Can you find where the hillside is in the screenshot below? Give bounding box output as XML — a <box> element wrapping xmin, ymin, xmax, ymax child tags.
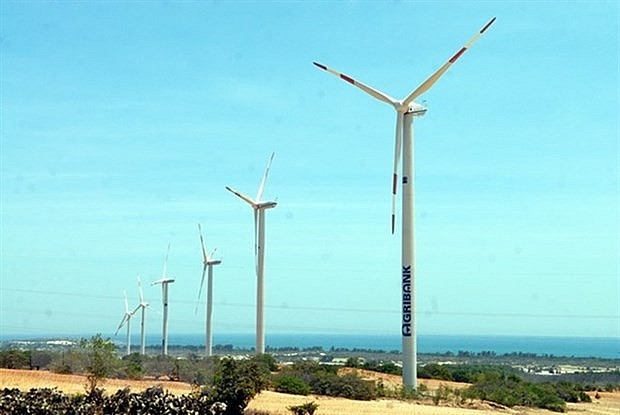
<box><xmin>1</xmin><ymin>368</ymin><xmax>619</xmax><ymax>415</ymax></box>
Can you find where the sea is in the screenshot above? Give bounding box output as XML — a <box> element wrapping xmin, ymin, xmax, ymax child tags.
<box><xmin>94</xmin><ymin>334</ymin><xmax>620</xmax><ymax>359</ymax></box>
<box><xmin>2</xmin><ymin>333</ymin><xmax>618</xmax><ymax>359</ymax></box>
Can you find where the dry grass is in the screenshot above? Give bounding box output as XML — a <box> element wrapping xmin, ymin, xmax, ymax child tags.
<box><xmin>0</xmin><ymin>368</ymin><xmax>193</xmax><ymax>395</ymax></box>
<box><xmin>248</xmin><ymin>390</ymin><xmax>620</xmax><ymax>415</ymax></box>
<box><xmin>338</xmin><ymin>367</ymin><xmax>470</xmax><ymax>391</ymax></box>
<box><xmin>247</xmin><ymin>390</ymin><xmax>511</xmax><ymax>415</ymax></box>
<box><xmin>1</xmin><ymin>368</ymin><xmax>619</xmax><ymax>415</ymax></box>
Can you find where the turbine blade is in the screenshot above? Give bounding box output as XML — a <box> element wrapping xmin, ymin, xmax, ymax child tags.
<box><xmin>131</xmin><ymin>304</ymin><xmax>141</xmax><ymax>315</ymax></box>
<box><xmin>313</xmin><ymin>62</ymin><xmax>399</xmax><ymax>106</ymax></box>
<box><xmin>198</xmin><ymin>223</ymin><xmax>208</xmax><ymax>262</ymax></box>
<box><xmin>162</xmin><ymin>242</ymin><xmax>171</xmax><ymax>279</ymax></box>
<box><xmin>115</xmin><ymin>315</ymin><xmax>128</xmax><ymax>336</ymax></box>
<box><xmin>137</xmin><ymin>275</ymin><xmax>145</xmax><ymax>304</ymax></box>
<box><xmin>256</xmin><ymin>152</ymin><xmax>275</xmax><ymax>202</ymax></box>
<box><xmin>226</xmin><ymin>186</ymin><xmax>257</xmax><ymax>207</ymax></box>
<box><xmin>123</xmin><ymin>290</ymin><xmax>129</xmax><ymax>313</ymax></box>
<box><xmin>197</xmin><ymin>265</ymin><xmax>207</xmax><ymax>301</ymax></box>
<box><xmin>403</xmin><ymin>17</ymin><xmax>496</xmax><ymax>105</ymax></box>
<box><xmin>392</xmin><ymin>112</ymin><xmax>404</xmax><ymax>234</ymax></box>
<box><xmin>253</xmin><ymin>209</ymin><xmax>259</xmax><ymax>274</ymax></box>
<box><xmin>195</xmin><ymin>264</ymin><xmax>208</xmax><ymax>315</ymax></box>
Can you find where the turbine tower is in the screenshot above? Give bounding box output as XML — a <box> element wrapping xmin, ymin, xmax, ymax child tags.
<box><xmin>196</xmin><ymin>223</ymin><xmax>222</xmax><ymax>357</ymax></box>
<box><xmin>114</xmin><ymin>290</ymin><xmax>139</xmax><ymax>356</ymax></box>
<box><xmin>152</xmin><ymin>242</ymin><xmax>175</xmax><ymax>356</ymax></box>
<box><xmin>226</xmin><ymin>153</ymin><xmax>277</xmax><ymax>354</ymax></box>
<box><xmin>136</xmin><ymin>275</ymin><xmax>149</xmax><ymax>355</ymax></box>
<box><xmin>314</xmin><ymin>17</ymin><xmax>495</xmax><ymax>387</ymax></box>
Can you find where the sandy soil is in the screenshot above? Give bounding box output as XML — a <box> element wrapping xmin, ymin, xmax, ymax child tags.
<box><xmin>0</xmin><ymin>368</ymin><xmax>193</xmax><ymax>395</ymax></box>
<box><xmin>1</xmin><ymin>368</ymin><xmax>618</xmax><ymax>415</ymax></box>
<box><xmin>247</xmin><ymin>390</ymin><xmax>620</xmax><ymax>415</ymax></box>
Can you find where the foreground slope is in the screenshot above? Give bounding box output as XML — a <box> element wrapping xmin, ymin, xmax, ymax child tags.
<box><xmin>1</xmin><ymin>368</ymin><xmax>618</xmax><ymax>415</ymax></box>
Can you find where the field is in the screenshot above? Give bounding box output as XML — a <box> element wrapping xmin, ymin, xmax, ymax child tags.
<box><xmin>1</xmin><ymin>368</ymin><xmax>619</xmax><ymax>415</ymax></box>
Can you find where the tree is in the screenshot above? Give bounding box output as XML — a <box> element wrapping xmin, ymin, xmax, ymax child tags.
<box><xmin>0</xmin><ymin>349</ymin><xmax>31</xmax><ymax>369</ymax></box>
<box><xmin>211</xmin><ymin>357</ymin><xmax>269</xmax><ymax>415</ymax></box>
<box><xmin>79</xmin><ymin>334</ymin><xmax>117</xmax><ymax>394</ymax></box>
<box><xmin>274</xmin><ymin>374</ymin><xmax>311</xmax><ymax>395</ymax></box>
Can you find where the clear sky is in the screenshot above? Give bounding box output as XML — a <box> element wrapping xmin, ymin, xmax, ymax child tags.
<box><xmin>1</xmin><ymin>1</ymin><xmax>618</xmax><ymax>342</ymax></box>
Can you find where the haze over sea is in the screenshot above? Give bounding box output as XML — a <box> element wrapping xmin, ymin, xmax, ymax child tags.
<box><xmin>3</xmin><ymin>334</ymin><xmax>618</xmax><ymax>359</ymax></box>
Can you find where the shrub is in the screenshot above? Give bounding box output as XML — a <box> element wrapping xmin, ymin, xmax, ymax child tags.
<box><xmin>0</xmin><ymin>349</ymin><xmax>31</xmax><ymax>369</ymax></box>
<box><xmin>466</xmin><ymin>371</ymin><xmax>568</xmax><ymax>412</ymax></box>
<box><xmin>418</xmin><ymin>363</ymin><xmax>452</xmax><ymax>381</ymax></box>
<box><xmin>274</xmin><ymin>374</ymin><xmax>311</xmax><ymax>395</ymax></box>
<box><xmin>288</xmin><ymin>401</ymin><xmax>319</xmax><ymax>415</ymax></box>
<box><xmin>79</xmin><ymin>334</ymin><xmax>117</xmax><ymax>394</ymax></box>
<box><xmin>211</xmin><ymin>357</ymin><xmax>268</xmax><ymax>415</ymax></box>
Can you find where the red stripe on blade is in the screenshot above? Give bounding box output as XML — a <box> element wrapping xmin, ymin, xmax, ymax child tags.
<box><xmin>340</xmin><ymin>74</ymin><xmax>356</xmax><ymax>85</ymax></box>
<box><xmin>391</xmin><ymin>215</ymin><xmax>396</xmax><ymax>234</ymax></box>
<box><xmin>392</xmin><ymin>174</ymin><xmax>398</xmax><ymax>194</ymax></box>
<box><xmin>313</xmin><ymin>62</ymin><xmax>327</xmax><ymax>70</ymax></box>
<box><xmin>449</xmin><ymin>47</ymin><xmax>467</xmax><ymax>63</ymax></box>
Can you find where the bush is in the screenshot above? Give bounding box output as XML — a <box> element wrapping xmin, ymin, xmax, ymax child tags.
<box><xmin>361</xmin><ymin>360</ymin><xmax>402</xmax><ymax>375</ymax></box>
<box><xmin>277</xmin><ymin>361</ymin><xmax>376</xmax><ymax>400</ymax></box>
<box><xmin>79</xmin><ymin>334</ymin><xmax>117</xmax><ymax>394</ymax></box>
<box><xmin>418</xmin><ymin>363</ymin><xmax>453</xmax><ymax>381</ymax></box>
<box><xmin>210</xmin><ymin>357</ymin><xmax>269</xmax><ymax>415</ymax></box>
<box><xmin>288</xmin><ymin>401</ymin><xmax>319</xmax><ymax>415</ymax></box>
<box><xmin>274</xmin><ymin>374</ymin><xmax>311</xmax><ymax>395</ymax></box>
<box><xmin>0</xmin><ymin>349</ymin><xmax>31</xmax><ymax>369</ymax></box>
<box><xmin>466</xmin><ymin>371</ymin><xmax>568</xmax><ymax>412</ymax></box>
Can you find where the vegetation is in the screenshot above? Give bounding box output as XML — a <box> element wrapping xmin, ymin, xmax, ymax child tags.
<box><xmin>79</xmin><ymin>334</ymin><xmax>117</xmax><ymax>394</ymax></box>
<box><xmin>0</xmin><ymin>339</ymin><xmax>618</xmax><ymax>414</ymax></box>
<box><xmin>418</xmin><ymin>365</ymin><xmax>593</xmax><ymax>413</ymax></box>
<box><xmin>287</xmin><ymin>401</ymin><xmax>319</xmax><ymax>415</ymax></box>
<box><xmin>0</xmin><ymin>386</ymin><xmax>228</xmax><ymax>415</ymax></box>
<box><xmin>208</xmin><ymin>357</ymin><xmax>270</xmax><ymax>415</ymax></box>
<box><xmin>345</xmin><ymin>356</ymin><xmax>402</xmax><ymax>375</ymax></box>
<box><xmin>277</xmin><ymin>361</ymin><xmax>377</xmax><ymax>400</ymax></box>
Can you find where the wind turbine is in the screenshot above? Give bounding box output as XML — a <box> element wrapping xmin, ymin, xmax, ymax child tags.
<box><xmin>114</xmin><ymin>290</ymin><xmax>139</xmax><ymax>356</ymax></box>
<box><xmin>136</xmin><ymin>275</ymin><xmax>149</xmax><ymax>355</ymax></box>
<box><xmin>314</xmin><ymin>17</ymin><xmax>495</xmax><ymax>388</ymax></box>
<box><xmin>226</xmin><ymin>153</ymin><xmax>277</xmax><ymax>354</ymax></box>
<box><xmin>196</xmin><ymin>223</ymin><xmax>222</xmax><ymax>357</ymax></box>
<box><xmin>152</xmin><ymin>242</ymin><xmax>175</xmax><ymax>356</ymax></box>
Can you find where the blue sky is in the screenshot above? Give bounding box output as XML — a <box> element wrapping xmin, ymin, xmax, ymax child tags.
<box><xmin>1</xmin><ymin>1</ymin><xmax>618</xmax><ymax>343</ymax></box>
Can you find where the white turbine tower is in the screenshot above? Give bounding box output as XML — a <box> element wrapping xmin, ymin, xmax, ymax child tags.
<box><xmin>136</xmin><ymin>275</ymin><xmax>149</xmax><ymax>355</ymax></box>
<box><xmin>152</xmin><ymin>242</ymin><xmax>175</xmax><ymax>356</ymax></box>
<box><xmin>226</xmin><ymin>153</ymin><xmax>277</xmax><ymax>354</ymax></box>
<box><xmin>114</xmin><ymin>290</ymin><xmax>139</xmax><ymax>356</ymax></box>
<box><xmin>196</xmin><ymin>223</ymin><xmax>222</xmax><ymax>357</ymax></box>
<box><xmin>314</xmin><ymin>17</ymin><xmax>496</xmax><ymax>388</ymax></box>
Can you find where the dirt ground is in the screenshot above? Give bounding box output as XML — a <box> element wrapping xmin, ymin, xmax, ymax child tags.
<box><xmin>0</xmin><ymin>368</ymin><xmax>193</xmax><ymax>395</ymax></box>
<box><xmin>1</xmin><ymin>368</ymin><xmax>618</xmax><ymax>415</ymax></box>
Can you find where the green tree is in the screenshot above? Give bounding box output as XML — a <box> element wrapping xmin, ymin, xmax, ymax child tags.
<box><xmin>0</xmin><ymin>349</ymin><xmax>31</xmax><ymax>369</ymax></box>
<box><xmin>122</xmin><ymin>352</ymin><xmax>143</xmax><ymax>379</ymax></box>
<box><xmin>274</xmin><ymin>374</ymin><xmax>312</xmax><ymax>395</ymax></box>
<box><xmin>79</xmin><ymin>334</ymin><xmax>117</xmax><ymax>394</ymax></box>
<box><xmin>211</xmin><ymin>357</ymin><xmax>269</xmax><ymax>415</ymax></box>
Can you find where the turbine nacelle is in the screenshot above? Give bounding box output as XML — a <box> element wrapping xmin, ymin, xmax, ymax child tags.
<box><xmin>256</xmin><ymin>201</ymin><xmax>277</xmax><ymax>210</ymax></box>
<box><xmin>152</xmin><ymin>278</ymin><xmax>175</xmax><ymax>286</ymax></box>
<box><xmin>400</xmin><ymin>102</ymin><xmax>427</xmax><ymax>116</ymax></box>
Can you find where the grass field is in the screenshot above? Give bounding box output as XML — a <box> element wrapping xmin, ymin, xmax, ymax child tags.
<box><xmin>1</xmin><ymin>368</ymin><xmax>618</xmax><ymax>415</ymax></box>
